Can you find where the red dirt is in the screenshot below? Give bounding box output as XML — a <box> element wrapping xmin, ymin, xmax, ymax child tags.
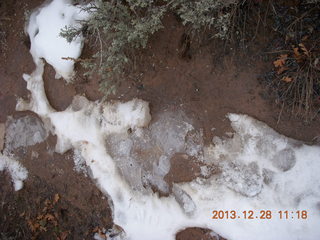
<box><xmin>0</xmin><ymin>1</ymin><xmax>319</xmax><ymax>240</ymax></box>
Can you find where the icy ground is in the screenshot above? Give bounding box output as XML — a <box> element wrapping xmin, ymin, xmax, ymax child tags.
<box><xmin>3</xmin><ymin>0</ymin><xmax>320</xmax><ymax>239</ymax></box>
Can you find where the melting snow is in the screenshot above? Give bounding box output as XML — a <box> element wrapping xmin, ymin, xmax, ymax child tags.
<box><xmin>15</xmin><ymin>0</ymin><xmax>320</xmax><ymax>239</ymax></box>
<box><xmin>0</xmin><ymin>153</ymin><xmax>28</xmax><ymax>191</ymax></box>
<box><xmin>26</xmin><ymin>0</ymin><xmax>89</xmax><ymax>81</ymax></box>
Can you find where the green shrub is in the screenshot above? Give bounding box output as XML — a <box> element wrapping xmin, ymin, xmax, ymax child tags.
<box><xmin>170</xmin><ymin>0</ymin><xmax>236</xmax><ymax>39</ymax></box>
<box><xmin>61</xmin><ymin>0</ymin><xmax>237</xmax><ymax>97</ymax></box>
<box><xmin>61</xmin><ymin>0</ymin><xmax>166</xmax><ymax>96</ymax></box>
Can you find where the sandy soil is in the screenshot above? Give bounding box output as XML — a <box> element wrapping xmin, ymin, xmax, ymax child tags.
<box><xmin>0</xmin><ymin>1</ymin><xmax>319</xmax><ymax>240</ymax></box>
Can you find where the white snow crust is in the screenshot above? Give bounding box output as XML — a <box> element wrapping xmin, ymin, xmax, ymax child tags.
<box><xmin>26</xmin><ymin>0</ymin><xmax>89</xmax><ymax>81</ymax></box>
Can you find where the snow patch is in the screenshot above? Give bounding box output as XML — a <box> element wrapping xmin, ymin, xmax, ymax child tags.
<box><xmin>0</xmin><ymin>153</ymin><xmax>28</xmax><ymax>191</ymax></box>
<box><xmin>26</xmin><ymin>0</ymin><xmax>89</xmax><ymax>81</ymax></box>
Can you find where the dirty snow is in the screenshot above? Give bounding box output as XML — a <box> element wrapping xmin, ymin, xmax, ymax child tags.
<box><xmin>15</xmin><ymin>0</ymin><xmax>320</xmax><ymax>239</ymax></box>
<box><xmin>0</xmin><ymin>153</ymin><xmax>28</xmax><ymax>191</ymax></box>
<box><xmin>5</xmin><ymin>115</ymin><xmax>48</xmax><ymax>151</ymax></box>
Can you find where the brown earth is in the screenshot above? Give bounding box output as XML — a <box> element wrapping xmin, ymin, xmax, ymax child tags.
<box><xmin>0</xmin><ymin>1</ymin><xmax>319</xmax><ymax>240</ymax></box>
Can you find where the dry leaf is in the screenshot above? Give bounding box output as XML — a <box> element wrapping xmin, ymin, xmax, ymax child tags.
<box><xmin>39</xmin><ymin>225</ymin><xmax>47</xmax><ymax>232</ymax></box>
<box><xmin>59</xmin><ymin>231</ymin><xmax>69</xmax><ymax>240</ymax></box>
<box><xmin>273</xmin><ymin>54</ymin><xmax>288</xmax><ymax>68</ymax></box>
<box><xmin>277</xmin><ymin>66</ymin><xmax>289</xmax><ymax>74</ymax></box>
<box><xmin>28</xmin><ymin>220</ymin><xmax>40</xmax><ymax>232</ymax></box>
<box><xmin>293</xmin><ymin>46</ymin><xmax>303</xmax><ymax>62</ymax></box>
<box><xmin>282</xmin><ymin>76</ymin><xmax>293</xmax><ymax>83</ymax></box>
<box><xmin>45</xmin><ymin>213</ymin><xmax>55</xmax><ymax>221</ymax></box>
<box><xmin>44</xmin><ymin>199</ymin><xmax>51</xmax><ymax>207</ymax></box>
<box><xmin>98</xmin><ymin>229</ymin><xmax>107</xmax><ymax>239</ymax></box>
<box><xmin>299</xmin><ymin>43</ymin><xmax>309</xmax><ymax>56</ymax></box>
<box><xmin>293</xmin><ymin>47</ymin><xmax>300</xmax><ymax>57</ymax></box>
<box><xmin>53</xmin><ymin>194</ymin><xmax>60</xmax><ymax>204</ymax></box>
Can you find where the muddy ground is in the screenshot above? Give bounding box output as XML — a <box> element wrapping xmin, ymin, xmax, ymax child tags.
<box><xmin>0</xmin><ymin>0</ymin><xmax>319</xmax><ymax>240</ymax></box>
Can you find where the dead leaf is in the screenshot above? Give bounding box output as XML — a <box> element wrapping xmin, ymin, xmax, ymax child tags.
<box><xmin>39</xmin><ymin>219</ymin><xmax>47</xmax><ymax>227</ymax></box>
<box><xmin>293</xmin><ymin>47</ymin><xmax>300</xmax><ymax>57</ymax></box>
<box><xmin>277</xmin><ymin>66</ymin><xmax>289</xmax><ymax>74</ymax></box>
<box><xmin>28</xmin><ymin>220</ymin><xmax>40</xmax><ymax>232</ymax></box>
<box><xmin>19</xmin><ymin>211</ymin><xmax>25</xmax><ymax>217</ymax></box>
<box><xmin>39</xmin><ymin>225</ymin><xmax>47</xmax><ymax>232</ymax></box>
<box><xmin>44</xmin><ymin>199</ymin><xmax>51</xmax><ymax>207</ymax></box>
<box><xmin>273</xmin><ymin>54</ymin><xmax>288</xmax><ymax>68</ymax></box>
<box><xmin>299</xmin><ymin>43</ymin><xmax>309</xmax><ymax>56</ymax></box>
<box><xmin>98</xmin><ymin>229</ymin><xmax>107</xmax><ymax>239</ymax></box>
<box><xmin>45</xmin><ymin>213</ymin><xmax>55</xmax><ymax>221</ymax></box>
<box><xmin>53</xmin><ymin>194</ymin><xmax>60</xmax><ymax>204</ymax></box>
<box><xmin>59</xmin><ymin>231</ymin><xmax>69</xmax><ymax>240</ymax></box>
<box><xmin>282</xmin><ymin>76</ymin><xmax>293</xmax><ymax>83</ymax></box>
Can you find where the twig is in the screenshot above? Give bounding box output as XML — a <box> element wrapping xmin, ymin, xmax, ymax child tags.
<box><xmin>277</xmin><ymin>102</ymin><xmax>285</xmax><ymax>124</ymax></box>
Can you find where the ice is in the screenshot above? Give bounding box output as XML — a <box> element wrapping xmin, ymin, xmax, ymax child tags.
<box><xmin>270</xmin><ymin>148</ymin><xmax>296</xmax><ymax>171</ymax></box>
<box><xmin>105</xmin><ymin>110</ymin><xmax>203</xmax><ymax>194</ymax></box>
<box><xmin>200</xmin><ymin>165</ymin><xmax>210</xmax><ymax>177</ymax></box>
<box><xmin>73</xmin><ymin>148</ymin><xmax>88</xmax><ymax>176</ymax></box>
<box><xmin>5</xmin><ymin>115</ymin><xmax>48</xmax><ymax>151</ymax></box>
<box><xmin>220</xmin><ymin>161</ymin><xmax>263</xmax><ymax>197</ymax></box>
<box><xmin>150</xmin><ymin>111</ymin><xmax>193</xmax><ymax>154</ymax></box>
<box><xmin>172</xmin><ymin>184</ymin><xmax>196</xmax><ymax>215</ymax></box>
<box><xmin>0</xmin><ymin>153</ymin><xmax>28</xmax><ymax>191</ymax></box>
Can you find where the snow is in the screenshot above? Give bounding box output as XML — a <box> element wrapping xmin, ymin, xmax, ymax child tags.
<box><xmin>26</xmin><ymin>0</ymin><xmax>89</xmax><ymax>81</ymax></box>
<box><xmin>0</xmin><ymin>153</ymin><xmax>28</xmax><ymax>191</ymax></box>
<box><xmin>19</xmin><ymin>58</ymin><xmax>320</xmax><ymax>239</ymax></box>
<box><xmin>17</xmin><ymin>0</ymin><xmax>320</xmax><ymax>239</ymax></box>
